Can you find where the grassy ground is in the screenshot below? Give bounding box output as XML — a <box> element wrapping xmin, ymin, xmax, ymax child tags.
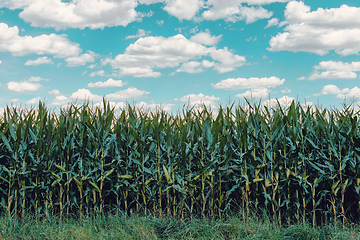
<box><xmin>0</xmin><ymin>212</ymin><xmax>359</xmax><ymax>239</ymax></box>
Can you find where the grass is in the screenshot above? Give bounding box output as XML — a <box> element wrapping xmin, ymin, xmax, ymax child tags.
<box><xmin>1</xmin><ymin>211</ymin><xmax>360</xmax><ymax>239</ymax></box>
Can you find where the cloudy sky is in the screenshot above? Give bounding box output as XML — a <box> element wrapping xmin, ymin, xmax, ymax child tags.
<box><xmin>0</xmin><ymin>0</ymin><xmax>360</xmax><ymax>111</ymax></box>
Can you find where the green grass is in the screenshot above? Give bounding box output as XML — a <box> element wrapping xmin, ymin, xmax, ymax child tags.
<box><xmin>1</xmin><ymin>212</ymin><xmax>360</xmax><ymax>239</ymax></box>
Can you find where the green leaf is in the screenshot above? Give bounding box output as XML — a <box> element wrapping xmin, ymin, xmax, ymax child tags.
<box><xmin>89</xmin><ymin>181</ymin><xmax>101</xmax><ymax>193</ymax></box>
<box><xmin>55</xmin><ymin>164</ymin><xmax>66</xmax><ymax>172</ymax></box>
<box><xmin>119</xmin><ymin>175</ymin><xmax>133</xmax><ymax>179</ymax></box>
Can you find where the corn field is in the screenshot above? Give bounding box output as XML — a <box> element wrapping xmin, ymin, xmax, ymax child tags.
<box><xmin>1</xmin><ymin>100</ymin><xmax>360</xmax><ymax>226</ymax></box>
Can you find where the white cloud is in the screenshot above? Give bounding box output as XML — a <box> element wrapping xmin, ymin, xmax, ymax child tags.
<box><xmin>125</xmin><ymin>29</ymin><xmax>151</xmax><ymax>39</ymax></box>
<box><xmin>24</xmin><ymin>56</ymin><xmax>53</xmax><ymax>66</ymax></box>
<box><xmin>263</xmin><ymin>95</ymin><xmax>295</xmax><ymax>108</ymax></box>
<box><xmin>65</xmin><ymin>51</ymin><xmax>97</xmax><ymax>67</ymax></box>
<box><xmin>139</xmin><ymin>0</ymin><xmax>204</xmax><ymax>20</ymax></box>
<box><xmin>26</xmin><ymin>97</ymin><xmax>42</xmax><ymax>105</ymax></box>
<box><xmin>7</xmin><ymin>81</ymin><xmax>41</xmax><ymax>92</ymax></box>
<box><xmin>48</xmin><ymin>89</ymin><xmax>61</xmax><ymax>95</ymax></box>
<box><xmin>176</xmin><ymin>60</ymin><xmax>215</xmax><ymax>73</ymax></box>
<box><xmin>134</xmin><ymin>101</ymin><xmax>175</xmax><ymax>112</ymax></box>
<box><xmin>105</xmin><ymin>87</ymin><xmax>150</xmax><ymax>100</ymax></box>
<box><xmin>264</xmin><ymin>17</ymin><xmax>279</xmax><ymax>28</ymax></box>
<box><xmin>340</xmin><ymin>87</ymin><xmax>360</xmax><ymax>99</ymax></box>
<box><xmin>89</xmin><ymin>70</ymin><xmax>105</xmax><ymax>77</ymax></box>
<box><xmin>51</xmin><ymin>95</ymin><xmax>69</xmax><ymax>106</ymax></box>
<box><xmin>314</xmin><ymin>85</ymin><xmax>348</xmax><ymax>96</ymax></box>
<box><xmin>7</xmin><ymin>76</ymin><xmax>46</xmax><ymax>92</ymax></box>
<box><xmin>269</xmin><ymin>2</ymin><xmax>360</xmax><ymax>56</ymax></box>
<box><xmin>313</xmin><ymin>84</ymin><xmax>360</xmax><ymax>99</ymax></box>
<box><xmin>302</xmin><ymin>102</ymin><xmax>313</xmax><ymax>109</ymax></box>
<box><xmin>2</xmin><ymin>0</ymin><xmax>289</xmax><ymax>25</ymax></box>
<box><xmin>13</xmin><ymin>0</ymin><xmax>139</xmax><ymax>30</ymax></box>
<box><xmin>190</xmin><ymin>30</ymin><xmax>222</xmax><ymax>46</ymax></box>
<box><xmin>202</xmin><ymin>3</ymin><xmax>273</xmax><ymax>23</ymax></box>
<box><xmin>176</xmin><ymin>93</ymin><xmax>220</xmax><ymax>108</ymax></box>
<box><xmin>209</xmin><ymin>47</ymin><xmax>246</xmax><ymax>73</ymax></box>
<box><xmin>70</xmin><ymin>88</ymin><xmax>103</xmax><ymax>102</ymax></box>
<box><xmin>163</xmin><ymin>0</ymin><xmax>204</xmax><ymax>20</ymax></box>
<box><xmin>241</xmin><ymin>0</ymin><xmax>289</xmax><ymax>3</ymax></box>
<box><xmin>212</xmin><ymin>76</ymin><xmax>284</xmax><ymax>90</ymax></box>
<box><xmin>315</xmin><ymin>61</ymin><xmax>360</xmax><ymax>72</ymax></box>
<box><xmin>236</xmin><ymin>88</ymin><xmax>270</xmax><ymax>99</ymax></box>
<box><xmin>91</xmin><ymin>101</ymin><xmax>127</xmax><ymax>110</ymax></box>
<box><xmin>0</xmin><ymin>0</ymin><xmax>30</xmax><ymax>9</ymax></box>
<box><xmin>0</xmin><ymin>60</ymin><xmax>2</xmax><ymax>64</ymax></box>
<box><xmin>309</xmin><ymin>71</ymin><xmax>357</xmax><ymax>80</ymax></box>
<box><xmin>88</xmin><ymin>78</ymin><xmax>125</xmax><ymax>88</ymax></box>
<box><xmin>119</xmin><ymin>67</ymin><xmax>161</xmax><ymax>78</ymax></box>
<box><xmin>306</xmin><ymin>61</ymin><xmax>360</xmax><ymax>80</ymax></box>
<box><xmin>0</xmin><ymin>23</ymin><xmax>81</xmax><ymax>57</ymax></box>
<box><xmin>107</xmin><ymin>34</ymin><xmax>246</xmax><ymax>77</ymax></box>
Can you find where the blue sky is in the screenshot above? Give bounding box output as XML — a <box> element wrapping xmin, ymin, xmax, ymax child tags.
<box><xmin>1</xmin><ymin>0</ymin><xmax>360</xmax><ymax>112</ymax></box>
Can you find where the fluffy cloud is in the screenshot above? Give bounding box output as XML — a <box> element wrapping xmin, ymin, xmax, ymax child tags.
<box><xmin>70</xmin><ymin>89</ymin><xmax>103</xmax><ymax>102</ymax></box>
<box><xmin>314</xmin><ymin>85</ymin><xmax>348</xmax><ymax>96</ymax></box>
<box><xmin>236</xmin><ymin>88</ymin><xmax>270</xmax><ymax>99</ymax></box>
<box><xmin>2</xmin><ymin>0</ymin><xmax>289</xmax><ymax>26</ymax></box>
<box><xmin>7</xmin><ymin>76</ymin><xmax>46</xmax><ymax>92</ymax></box>
<box><xmin>305</xmin><ymin>61</ymin><xmax>360</xmax><ymax>80</ymax></box>
<box><xmin>107</xmin><ymin>34</ymin><xmax>246</xmax><ymax>77</ymax></box>
<box><xmin>269</xmin><ymin>2</ymin><xmax>360</xmax><ymax>56</ymax></box>
<box><xmin>0</xmin><ymin>0</ymin><xmax>30</xmax><ymax>9</ymax></box>
<box><xmin>314</xmin><ymin>84</ymin><xmax>360</xmax><ymax>99</ymax></box>
<box><xmin>309</xmin><ymin>71</ymin><xmax>357</xmax><ymax>80</ymax></box>
<box><xmin>7</xmin><ymin>81</ymin><xmax>41</xmax><ymax>92</ymax></box>
<box><xmin>202</xmin><ymin>3</ymin><xmax>273</xmax><ymax>23</ymax></box>
<box><xmin>105</xmin><ymin>87</ymin><xmax>150</xmax><ymax>100</ymax></box>
<box><xmin>24</xmin><ymin>56</ymin><xmax>53</xmax><ymax>66</ymax></box>
<box><xmin>138</xmin><ymin>0</ymin><xmax>204</xmax><ymax>20</ymax></box>
<box><xmin>48</xmin><ymin>89</ymin><xmax>61</xmax><ymax>95</ymax></box>
<box><xmin>140</xmin><ymin>0</ymin><xmax>289</xmax><ymax>23</ymax></box>
<box><xmin>51</xmin><ymin>95</ymin><xmax>69</xmax><ymax>106</ymax></box>
<box><xmin>341</xmin><ymin>87</ymin><xmax>360</xmax><ymax>99</ymax></box>
<box><xmin>0</xmin><ymin>60</ymin><xmax>2</xmax><ymax>64</ymax></box>
<box><xmin>264</xmin><ymin>18</ymin><xmax>279</xmax><ymax>28</ymax></box>
<box><xmin>190</xmin><ymin>30</ymin><xmax>222</xmax><ymax>46</ymax></box>
<box><xmin>26</xmin><ymin>97</ymin><xmax>42</xmax><ymax>105</ymax></box>
<box><xmin>176</xmin><ymin>93</ymin><xmax>220</xmax><ymax>107</ymax></box>
<box><xmin>263</xmin><ymin>95</ymin><xmax>295</xmax><ymax>108</ymax></box>
<box><xmin>176</xmin><ymin>60</ymin><xmax>215</xmax><ymax>73</ymax></box>
<box><xmin>0</xmin><ymin>23</ymin><xmax>81</xmax><ymax>57</ymax></box>
<box><xmin>119</xmin><ymin>67</ymin><xmax>161</xmax><ymax>78</ymax></box>
<box><xmin>88</xmin><ymin>78</ymin><xmax>125</xmax><ymax>88</ymax></box>
<box><xmin>315</xmin><ymin>61</ymin><xmax>360</xmax><ymax>72</ymax></box>
<box><xmin>243</xmin><ymin>0</ymin><xmax>290</xmax><ymax>4</ymax></box>
<box><xmin>209</xmin><ymin>47</ymin><xmax>246</xmax><ymax>73</ymax></box>
<box><xmin>322</xmin><ymin>85</ymin><xmax>360</xmax><ymax>99</ymax></box>
<box><xmin>65</xmin><ymin>51</ymin><xmax>97</xmax><ymax>67</ymax></box>
<box><xmin>163</xmin><ymin>0</ymin><xmax>204</xmax><ymax>20</ymax></box>
<box><xmin>212</xmin><ymin>76</ymin><xmax>284</xmax><ymax>90</ymax></box>
<box><xmin>13</xmin><ymin>0</ymin><xmax>139</xmax><ymax>30</ymax></box>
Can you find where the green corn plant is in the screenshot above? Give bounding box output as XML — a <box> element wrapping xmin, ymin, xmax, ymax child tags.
<box><xmin>1</xmin><ymin>99</ymin><xmax>360</xmax><ymax>224</ymax></box>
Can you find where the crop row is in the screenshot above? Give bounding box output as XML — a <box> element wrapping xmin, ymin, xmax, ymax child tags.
<box><xmin>1</xmin><ymin>100</ymin><xmax>360</xmax><ymax>226</ymax></box>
